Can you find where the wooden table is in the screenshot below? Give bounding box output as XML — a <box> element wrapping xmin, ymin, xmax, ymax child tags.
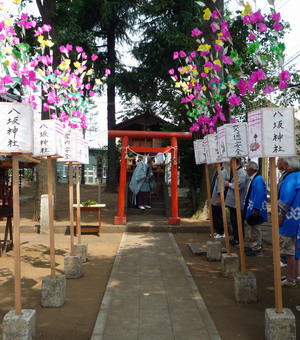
<box><xmin>73</xmin><ymin>204</ymin><xmax>106</xmax><ymax>235</ymax></box>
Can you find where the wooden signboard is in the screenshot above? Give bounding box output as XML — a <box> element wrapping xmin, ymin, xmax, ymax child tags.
<box><xmin>204</xmin><ymin>133</ymin><xmax>222</xmax><ymax>164</ymax></box>
<box><xmin>248</xmin><ymin>107</ymin><xmax>296</xmax><ymax>158</ymax></box>
<box><xmin>33</xmin><ymin>120</ymin><xmax>64</xmax><ymax>158</ymax></box>
<box><xmin>223</xmin><ymin>123</ymin><xmax>249</xmax><ymax>158</ymax></box>
<box><xmin>0</xmin><ymin>103</ymin><xmax>33</xmax><ymax>154</ymax></box>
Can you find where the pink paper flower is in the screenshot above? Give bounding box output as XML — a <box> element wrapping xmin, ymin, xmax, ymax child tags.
<box><xmin>258</xmin><ymin>23</ymin><xmax>268</xmax><ymax>33</ymax></box>
<box><xmin>263</xmin><ymin>84</ymin><xmax>275</xmax><ymax>94</ymax></box>
<box><xmin>248</xmin><ymin>32</ymin><xmax>257</xmax><ymax>41</ymax></box>
<box><xmin>238</xmin><ymin>79</ymin><xmax>247</xmax><ymax>95</ymax></box>
<box><xmin>280</xmin><ymin>70</ymin><xmax>291</xmax><ymax>81</ymax></box>
<box><xmin>222</xmin><ymin>55</ymin><xmax>233</xmax><ymax>65</ymax></box>
<box><xmin>273</xmin><ymin>22</ymin><xmax>283</xmax><ymax>31</ymax></box>
<box><xmin>271</xmin><ymin>12</ymin><xmax>281</xmax><ymax>22</ymax></box>
<box><xmin>191</xmin><ymin>28</ymin><xmax>202</xmax><ymax>37</ymax></box>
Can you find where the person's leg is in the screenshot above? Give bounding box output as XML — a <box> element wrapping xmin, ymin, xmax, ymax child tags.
<box><xmin>212</xmin><ymin>205</ymin><xmax>224</xmax><ymax>234</ymax></box>
<box><xmin>287</xmin><ymin>255</ymin><xmax>298</xmax><ymax>282</ymax></box>
<box><xmin>230</xmin><ymin>208</ymin><xmax>238</xmax><ymax>241</ymax></box>
<box><xmin>250</xmin><ymin>224</ymin><xmax>262</xmax><ymax>251</ymax></box>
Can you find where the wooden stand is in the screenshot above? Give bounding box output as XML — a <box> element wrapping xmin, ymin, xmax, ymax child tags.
<box><xmin>47</xmin><ymin>157</ymin><xmax>56</xmax><ymax>278</ymax></box>
<box><xmin>204</xmin><ymin>164</ymin><xmax>215</xmax><ymax>242</ymax></box>
<box><xmin>216</xmin><ymin>163</ymin><xmax>231</xmax><ymax>254</ymax></box>
<box><xmin>12</xmin><ymin>154</ymin><xmax>21</xmax><ymax>315</ymax></box>
<box><xmin>232</xmin><ymin>158</ymin><xmax>247</xmax><ymax>275</ymax></box>
<box><xmin>69</xmin><ymin>163</ymin><xmax>75</xmax><ymax>255</ymax></box>
<box><xmin>75</xmin><ymin>164</ymin><xmax>82</xmax><ymax>244</ymax></box>
<box><xmin>269</xmin><ymin>157</ymin><xmax>283</xmax><ymax>313</ymax></box>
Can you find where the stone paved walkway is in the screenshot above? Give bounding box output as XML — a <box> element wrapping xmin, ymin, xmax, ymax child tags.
<box><xmin>91</xmin><ymin>232</ymin><xmax>221</xmax><ymax>340</ymax></box>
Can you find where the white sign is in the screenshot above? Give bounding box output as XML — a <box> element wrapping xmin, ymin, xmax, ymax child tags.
<box><xmin>57</xmin><ymin>129</ymin><xmax>78</xmax><ymax>163</ymax></box>
<box><xmin>205</xmin><ymin>133</ymin><xmax>222</xmax><ymax>164</ymax></box>
<box><xmin>0</xmin><ymin>103</ymin><xmax>33</xmax><ymax>154</ymax></box>
<box><xmin>224</xmin><ymin>123</ymin><xmax>249</xmax><ymax>158</ymax></box>
<box><xmin>217</xmin><ymin>126</ymin><xmax>230</xmax><ymax>162</ymax></box>
<box><xmin>33</xmin><ymin>120</ymin><xmax>64</xmax><ymax>158</ymax></box>
<box><xmin>77</xmin><ymin>136</ymin><xmax>89</xmax><ymax>164</ymax></box>
<box><xmin>193</xmin><ymin>139</ymin><xmax>207</xmax><ymax>164</ymax></box>
<box><xmin>248</xmin><ymin>107</ymin><xmax>296</xmax><ymax>158</ymax></box>
<box><xmin>248</xmin><ymin>109</ymin><xmax>262</xmax><ymax>158</ymax></box>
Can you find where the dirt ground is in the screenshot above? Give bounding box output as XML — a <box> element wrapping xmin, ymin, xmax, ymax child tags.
<box><xmin>0</xmin><ymin>182</ymin><xmax>299</xmax><ymax>339</ymax></box>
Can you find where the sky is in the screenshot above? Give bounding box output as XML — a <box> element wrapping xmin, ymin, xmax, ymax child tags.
<box><xmin>2</xmin><ymin>0</ymin><xmax>300</xmax><ymax>147</ymax></box>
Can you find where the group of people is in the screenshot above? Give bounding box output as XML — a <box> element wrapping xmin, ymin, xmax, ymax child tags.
<box><xmin>211</xmin><ymin>156</ymin><xmax>300</xmax><ymax>287</ymax></box>
<box><xmin>211</xmin><ymin>158</ymin><xmax>268</xmax><ymax>256</ymax></box>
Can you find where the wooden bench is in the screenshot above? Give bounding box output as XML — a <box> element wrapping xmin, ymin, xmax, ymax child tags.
<box><xmin>73</xmin><ymin>204</ymin><xmax>106</xmax><ymax>235</ymax></box>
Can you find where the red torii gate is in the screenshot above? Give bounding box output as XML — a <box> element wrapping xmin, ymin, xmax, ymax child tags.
<box><xmin>108</xmin><ymin>130</ymin><xmax>193</xmax><ymax>225</ymax></box>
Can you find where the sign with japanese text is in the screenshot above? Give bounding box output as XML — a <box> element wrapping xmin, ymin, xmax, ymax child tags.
<box><xmin>193</xmin><ymin>139</ymin><xmax>207</xmax><ymax>164</ymax></box>
<box><xmin>247</xmin><ymin>107</ymin><xmax>296</xmax><ymax>158</ymax></box>
<box><xmin>205</xmin><ymin>133</ymin><xmax>222</xmax><ymax>164</ymax></box>
<box><xmin>57</xmin><ymin>129</ymin><xmax>78</xmax><ymax>163</ymax></box>
<box><xmin>33</xmin><ymin>120</ymin><xmax>64</xmax><ymax>158</ymax></box>
<box><xmin>77</xmin><ymin>135</ymin><xmax>89</xmax><ymax>164</ymax></box>
<box><xmin>217</xmin><ymin>126</ymin><xmax>230</xmax><ymax>162</ymax></box>
<box><xmin>0</xmin><ymin>103</ymin><xmax>33</xmax><ymax>154</ymax></box>
<box><xmin>224</xmin><ymin>123</ymin><xmax>249</xmax><ymax>158</ymax></box>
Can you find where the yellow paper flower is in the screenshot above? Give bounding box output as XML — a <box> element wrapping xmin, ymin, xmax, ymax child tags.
<box><xmin>44</xmin><ymin>39</ymin><xmax>54</xmax><ymax>48</ymax></box>
<box><xmin>202</xmin><ymin>85</ymin><xmax>207</xmax><ymax>91</ymax></box>
<box><xmin>215</xmin><ymin>39</ymin><xmax>223</xmax><ymax>47</ymax></box>
<box><xmin>2</xmin><ymin>46</ymin><xmax>13</xmax><ymax>55</ymax></box>
<box><xmin>4</xmin><ymin>18</ymin><xmax>13</xmax><ymax>27</ymax></box>
<box><xmin>213</xmin><ymin>59</ymin><xmax>222</xmax><ymax>67</ymax></box>
<box><xmin>0</xmin><ymin>4</ymin><xmax>6</xmax><ymax>10</ymax></box>
<box><xmin>241</xmin><ymin>2</ymin><xmax>252</xmax><ymax>16</ymax></box>
<box><xmin>197</xmin><ymin>44</ymin><xmax>211</xmax><ymax>52</ymax></box>
<box><xmin>12</xmin><ymin>0</ymin><xmax>22</xmax><ymax>4</ymax></box>
<box><xmin>86</xmin><ymin>69</ymin><xmax>93</xmax><ymax>76</ymax></box>
<box><xmin>203</xmin><ymin>8</ymin><xmax>211</xmax><ymax>21</ymax></box>
<box><xmin>37</xmin><ymin>69</ymin><xmax>45</xmax><ymax>77</ymax></box>
<box><xmin>58</xmin><ymin>59</ymin><xmax>71</xmax><ymax>71</ymax></box>
<box><xmin>95</xmin><ymin>78</ymin><xmax>103</xmax><ymax>85</ymax></box>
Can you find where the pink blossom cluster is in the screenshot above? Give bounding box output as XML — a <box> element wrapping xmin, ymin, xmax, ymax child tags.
<box><xmin>170</xmin><ymin>4</ymin><xmax>290</xmax><ymax>134</ymax></box>
<box><xmin>0</xmin><ymin>3</ymin><xmax>109</xmax><ymax>130</ymax></box>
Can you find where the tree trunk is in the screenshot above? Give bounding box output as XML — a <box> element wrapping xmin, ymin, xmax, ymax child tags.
<box><xmin>33</xmin><ymin>1</ymin><xmax>58</xmax><ymax>221</ymax></box>
<box><xmin>105</xmin><ymin>27</ymin><xmax>118</xmax><ymax>193</ymax></box>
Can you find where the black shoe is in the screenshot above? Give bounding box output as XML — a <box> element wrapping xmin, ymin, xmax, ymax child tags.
<box><xmin>246</xmin><ymin>249</ymin><xmax>263</xmax><ymax>256</ymax></box>
<box><xmin>244</xmin><ymin>247</ymin><xmax>252</xmax><ymax>253</ymax></box>
<box><xmin>229</xmin><ymin>239</ymin><xmax>239</xmax><ymax>245</ymax></box>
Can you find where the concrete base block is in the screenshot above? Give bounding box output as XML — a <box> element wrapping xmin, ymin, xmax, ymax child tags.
<box><xmin>74</xmin><ymin>243</ymin><xmax>88</xmax><ymax>263</ymax></box>
<box><xmin>222</xmin><ymin>253</ymin><xmax>239</xmax><ymax>277</ymax></box>
<box><xmin>234</xmin><ymin>271</ymin><xmax>257</xmax><ymax>303</ymax></box>
<box><xmin>41</xmin><ymin>274</ymin><xmax>66</xmax><ymax>307</ymax></box>
<box><xmin>265</xmin><ymin>308</ymin><xmax>296</xmax><ymax>340</ymax></box>
<box><xmin>206</xmin><ymin>241</ymin><xmax>222</xmax><ymax>261</ymax></box>
<box><xmin>64</xmin><ymin>255</ymin><xmax>82</xmax><ymax>279</ymax></box>
<box><xmin>3</xmin><ymin>309</ymin><xmax>36</xmax><ymax>340</ymax></box>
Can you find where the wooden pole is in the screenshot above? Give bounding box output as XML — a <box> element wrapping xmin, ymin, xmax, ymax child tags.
<box><xmin>76</xmin><ymin>164</ymin><xmax>81</xmax><ymax>244</ymax></box>
<box><xmin>269</xmin><ymin>157</ymin><xmax>283</xmax><ymax>313</ymax></box>
<box><xmin>204</xmin><ymin>164</ymin><xmax>215</xmax><ymax>242</ymax></box>
<box><xmin>168</xmin><ymin>137</ymin><xmax>180</xmax><ymax>225</ymax></box>
<box><xmin>47</xmin><ymin>157</ymin><xmax>56</xmax><ymax>278</ymax></box>
<box><xmin>12</xmin><ymin>154</ymin><xmax>21</xmax><ymax>314</ymax></box>
<box><xmin>231</xmin><ymin>158</ymin><xmax>247</xmax><ymax>275</ymax></box>
<box><xmin>216</xmin><ymin>163</ymin><xmax>231</xmax><ymax>254</ymax></box>
<box><xmin>114</xmin><ymin>136</ymin><xmax>128</xmax><ymax>225</ymax></box>
<box><xmin>69</xmin><ymin>162</ymin><xmax>75</xmax><ymax>255</ymax></box>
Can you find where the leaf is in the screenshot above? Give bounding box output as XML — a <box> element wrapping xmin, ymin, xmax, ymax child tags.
<box><xmin>12</xmin><ymin>49</ymin><xmax>21</xmax><ymax>59</ymax></box>
<box><xmin>195</xmin><ymin>1</ymin><xmax>205</xmax><ymax>6</ymax></box>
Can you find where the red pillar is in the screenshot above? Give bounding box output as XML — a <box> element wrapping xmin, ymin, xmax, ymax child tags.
<box><xmin>168</xmin><ymin>137</ymin><xmax>180</xmax><ymax>225</ymax></box>
<box><xmin>114</xmin><ymin>136</ymin><xmax>128</xmax><ymax>225</ymax></box>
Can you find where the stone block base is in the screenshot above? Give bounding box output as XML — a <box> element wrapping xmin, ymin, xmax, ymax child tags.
<box><xmin>74</xmin><ymin>243</ymin><xmax>88</xmax><ymax>263</ymax></box>
<box><xmin>64</xmin><ymin>255</ymin><xmax>82</xmax><ymax>279</ymax></box>
<box><xmin>3</xmin><ymin>309</ymin><xmax>36</xmax><ymax>340</ymax></box>
<box><xmin>265</xmin><ymin>308</ymin><xmax>296</xmax><ymax>340</ymax></box>
<box><xmin>41</xmin><ymin>274</ymin><xmax>66</xmax><ymax>307</ymax></box>
<box><xmin>222</xmin><ymin>253</ymin><xmax>239</xmax><ymax>277</ymax></box>
<box><xmin>206</xmin><ymin>241</ymin><xmax>222</xmax><ymax>261</ymax></box>
<box><xmin>234</xmin><ymin>271</ymin><xmax>257</xmax><ymax>303</ymax></box>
